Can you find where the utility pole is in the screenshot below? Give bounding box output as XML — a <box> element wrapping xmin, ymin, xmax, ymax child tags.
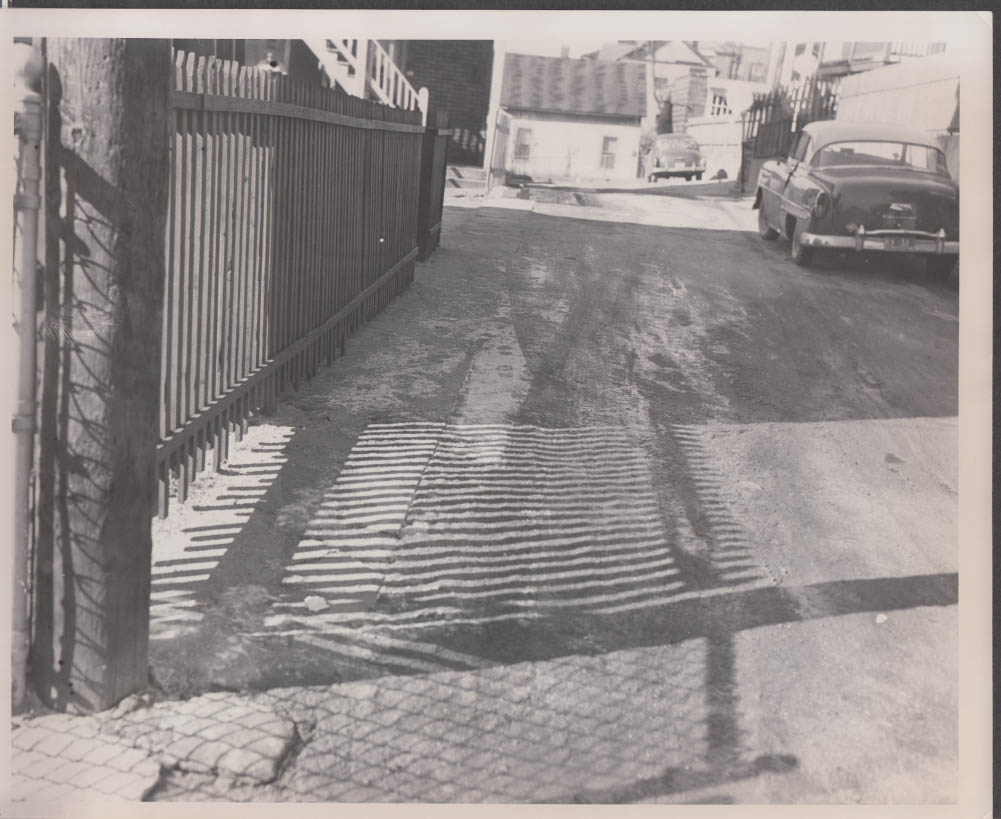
<box><xmin>646</xmin><ymin>41</ymin><xmax>669</xmax><ymax>132</ymax></box>
<box><xmin>31</xmin><ymin>38</ymin><xmax>170</xmax><ymax>712</ymax></box>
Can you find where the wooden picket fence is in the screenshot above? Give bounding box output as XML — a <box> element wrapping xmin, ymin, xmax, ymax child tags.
<box><xmin>157</xmin><ymin>50</ymin><xmax>429</xmax><ymax>517</ymax></box>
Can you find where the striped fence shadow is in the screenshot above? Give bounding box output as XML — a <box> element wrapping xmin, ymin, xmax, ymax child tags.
<box><xmin>254</xmin><ymin>422</ymin><xmax>770</xmax><ymax>675</ymax></box>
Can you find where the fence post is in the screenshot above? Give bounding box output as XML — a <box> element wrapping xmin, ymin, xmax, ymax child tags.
<box><xmin>416</xmin><ymin>106</ymin><xmax>444</xmax><ymax>261</ymax></box>
<box><xmin>31</xmin><ymin>38</ymin><xmax>171</xmax><ymax>712</ymax></box>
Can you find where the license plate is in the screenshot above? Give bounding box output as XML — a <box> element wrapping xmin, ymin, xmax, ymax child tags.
<box><xmin>886</xmin><ymin>236</ymin><xmax>915</xmax><ymax>250</ymax></box>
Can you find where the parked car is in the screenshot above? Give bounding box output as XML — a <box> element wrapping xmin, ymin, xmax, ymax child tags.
<box><xmin>753</xmin><ymin>120</ymin><xmax>958</xmax><ymax>275</ymax></box>
<box><xmin>643</xmin><ymin>134</ymin><xmax>706</xmax><ymax>182</ymax></box>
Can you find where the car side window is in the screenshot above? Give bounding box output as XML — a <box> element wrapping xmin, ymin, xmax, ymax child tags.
<box><xmin>785</xmin><ymin>133</ymin><xmax>801</xmax><ymax>163</ymax></box>
<box><xmin>801</xmin><ymin>137</ymin><xmax>815</xmax><ymax>165</ymax></box>
<box><xmin>791</xmin><ymin>134</ymin><xmax>811</xmax><ymax>163</ymax></box>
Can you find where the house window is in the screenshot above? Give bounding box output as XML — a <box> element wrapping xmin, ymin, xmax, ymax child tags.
<box><xmin>600</xmin><ymin>136</ymin><xmax>617</xmax><ymax>169</ymax></box>
<box><xmin>514</xmin><ymin>128</ymin><xmax>532</xmax><ymax>160</ymax></box>
<box><xmin>709</xmin><ymin>91</ymin><xmax>731</xmax><ymax>117</ymax></box>
<box><xmin>750</xmin><ymin>63</ymin><xmax>764</xmax><ymax>81</ymax></box>
<box><xmin>794</xmin><ymin>42</ymin><xmax>806</xmax><ymax>56</ymax></box>
<box><xmin>811</xmin><ymin>42</ymin><xmax>823</xmax><ymax>58</ymax></box>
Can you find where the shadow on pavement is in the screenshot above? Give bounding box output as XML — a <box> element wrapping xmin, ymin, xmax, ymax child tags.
<box><xmin>145</xmin><ymin>570</ymin><xmax>955</xmax><ymax>803</ymax></box>
<box><xmin>409</xmin><ymin>571</ymin><xmax>958</xmax><ymax>673</ymax></box>
<box><xmin>521</xmin><ymin>180</ymin><xmax>747</xmax><ymax>199</ymax></box>
<box><xmin>553</xmin><ymin>752</ymin><xmax>799</xmax><ymax>804</ymax></box>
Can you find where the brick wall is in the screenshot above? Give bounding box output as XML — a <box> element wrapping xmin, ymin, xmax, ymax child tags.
<box><xmin>665</xmin><ymin>67</ymin><xmax>709</xmax><ymax>134</ymax></box>
<box><xmin>403</xmin><ymin>41</ymin><xmax>494</xmax><ymax>164</ymax></box>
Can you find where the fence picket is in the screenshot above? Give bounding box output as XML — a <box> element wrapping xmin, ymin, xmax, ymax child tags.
<box><xmin>182</xmin><ymin>52</ymin><xmax>198</xmax><ymax>452</ymax></box>
<box><xmin>193</xmin><ymin>56</ymin><xmax>208</xmax><ymax>422</ymax></box>
<box><xmin>232</xmin><ymin>65</ymin><xmax>248</xmax><ymax>403</ymax></box>
<box><xmin>174</xmin><ymin>52</ymin><xmax>190</xmax><ymax>434</ymax></box>
<box><xmin>746</xmin><ymin>75</ymin><xmax>840</xmax><ymax>160</ymax></box>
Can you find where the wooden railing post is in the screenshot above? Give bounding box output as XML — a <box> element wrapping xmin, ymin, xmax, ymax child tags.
<box><xmin>418</xmin><ymin>87</ymin><xmax>429</xmax><ymax>126</ymax></box>
<box><xmin>354</xmin><ymin>39</ymin><xmax>370</xmax><ymax>100</ymax></box>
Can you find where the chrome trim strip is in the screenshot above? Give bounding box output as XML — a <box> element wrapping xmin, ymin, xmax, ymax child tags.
<box><xmin>760</xmin><ymin>184</ymin><xmax>812</xmax><ymax>220</ymax></box>
<box><xmin>801</xmin><ymin>231</ymin><xmax>959</xmax><ymax>255</ymax></box>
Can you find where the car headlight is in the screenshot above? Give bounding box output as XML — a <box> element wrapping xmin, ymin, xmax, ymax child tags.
<box><xmin>812</xmin><ymin>191</ymin><xmax>830</xmax><ymax>218</ymax></box>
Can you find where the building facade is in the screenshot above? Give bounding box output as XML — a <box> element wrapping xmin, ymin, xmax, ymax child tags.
<box><xmin>397</xmin><ymin>41</ymin><xmax>494</xmax><ymax>166</ymax></box>
<box><xmin>496</xmin><ymin>53</ymin><xmax>646</xmax><ymax>183</ymax></box>
<box><xmin>701</xmin><ymin>42</ymin><xmax>772</xmax><ymax>83</ymax></box>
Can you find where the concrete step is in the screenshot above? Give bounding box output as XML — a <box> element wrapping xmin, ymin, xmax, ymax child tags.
<box><xmin>447</xmin><ymin>166</ymin><xmax>487</xmax><ymax>189</ymax></box>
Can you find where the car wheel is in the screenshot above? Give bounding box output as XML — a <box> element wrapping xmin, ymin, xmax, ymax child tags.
<box><xmin>926</xmin><ymin>256</ymin><xmax>956</xmax><ymax>278</ymax></box>
<box><xmin>758</xmin><ymin>206</ymin><xmax>779</xmax><ymax>241</ymax></box>
<box><xmin>790</xmin><ymin>219</ymin><xmax>815</xmax><ymax>267</ymax></box>
<box><xmin>684</xmin><ymin>174</ymin><xmax>692</xmax><ymax>181</ymax></box>
<box><xmin>695</xmin><ymin>172</ymin><xmax>703</xmax><ymax>181</ymax></box>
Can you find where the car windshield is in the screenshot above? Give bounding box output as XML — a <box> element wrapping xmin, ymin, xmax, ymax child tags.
<box><xmin>814</xmin><ymin>140</ymin><xmax>949</xmax><ymax>174</ymax></box>
<box><xmin>655</xmin><ymin>136</ymin><xmax>698</xmax><ymax>151</ymax></box>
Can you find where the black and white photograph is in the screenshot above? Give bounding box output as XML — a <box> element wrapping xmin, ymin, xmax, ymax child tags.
<box><xmin>3</xmin><ymin>9</ymin><xmax>993</xmax><ymax>813</ymax></box>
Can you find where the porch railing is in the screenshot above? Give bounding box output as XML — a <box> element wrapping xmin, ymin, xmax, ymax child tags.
<box><xmin>307</xmin><ymin>39</ymin><xmax>424</xmax><ymax>116</ymax></box>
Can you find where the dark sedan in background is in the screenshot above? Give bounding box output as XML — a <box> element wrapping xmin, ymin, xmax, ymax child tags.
<box><xmin>753</xmin><ymin>121</ymin><xmax>958</xmax><ymax>275</ymax></box>
<box><xmin>643</xmin><ymin>134</ymin><xmax>707</xmax><ymax>182</ymax></box>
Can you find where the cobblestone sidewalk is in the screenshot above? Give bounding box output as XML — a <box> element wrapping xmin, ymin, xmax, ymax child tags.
<box><xmin>11</xmin><ymin>631</ymin><xmax>796</xmax><ymax>804</ymax></box>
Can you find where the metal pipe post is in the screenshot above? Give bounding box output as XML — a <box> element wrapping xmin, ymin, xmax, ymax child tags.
<box><xmin>12</xmin><ymin>40</ymin><xmax>43</xmax><ymax>711</ymax></box>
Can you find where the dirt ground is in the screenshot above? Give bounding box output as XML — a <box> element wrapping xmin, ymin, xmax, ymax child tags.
<box><xmin>147</xmin><ymin>184</ymin><xmax>958</xmax><ymax>803</ymax></box>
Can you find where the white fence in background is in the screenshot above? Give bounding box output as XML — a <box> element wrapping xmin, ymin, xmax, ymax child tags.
<box><xmin>684</xmin><ymin>116</ymin><xmax>744</xmax><ymax>182</ymax></box>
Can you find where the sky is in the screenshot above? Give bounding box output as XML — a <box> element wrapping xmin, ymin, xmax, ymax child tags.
<box><xmin>501</xmin><ymin>40</ymin><xmax>607</xmax><ymax>58</ymax></box>
<box><xmin>500</xmin><ymin>39</ymin><xmax>774</xmax><ymax>60</ymax></box>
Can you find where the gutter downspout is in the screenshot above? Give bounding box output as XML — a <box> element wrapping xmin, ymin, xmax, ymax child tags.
<box><xmin>12</xmin><ymin>40</ymin><xmax>43</xmax><ymax>711</ymax></box>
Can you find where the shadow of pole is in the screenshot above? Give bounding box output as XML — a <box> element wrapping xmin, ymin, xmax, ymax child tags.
<box><xmin>550</xmin><ymin>750</ymin><xmax>798</xmax><ymax>804</ymax></box>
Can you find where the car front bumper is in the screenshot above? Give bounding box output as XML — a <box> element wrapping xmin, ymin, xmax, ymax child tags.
<box><xmin>799</xmin><ymin>227</ymin><xmax>959</xmax><ymax>255</ymax></box>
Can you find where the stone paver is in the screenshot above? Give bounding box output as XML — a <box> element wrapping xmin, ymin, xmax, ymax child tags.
<box><xmin>10</xmin><ymin>691</ymin><xmax>297</xmax><ymax>806</ymax></box>
<box><xmin>137</xmin><ymin>637</ymin><xmax>711</xmax><ymax>802</ymax></box>
<box><xmin>11</xmin><ymin>716</ymin><xmax>162</xmax><ymax>802</ymax></box>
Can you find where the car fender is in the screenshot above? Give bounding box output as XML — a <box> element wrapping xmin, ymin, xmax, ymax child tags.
<box><xmin>756</xmin><ymin>161</ymin><xmax>779</xmax><ymax>194</ymax></box>
<box><xmin>779</xmin><ymin>169</ymin><xmax>822</xmax><ymax>224</ymax></box>
<box><xmin>779</xmin><ymin>198</ymin><xmax>812</xmax><ymax>222</ymax></box>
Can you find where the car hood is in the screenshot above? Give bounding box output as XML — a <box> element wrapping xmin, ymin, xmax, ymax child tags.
<box><xmin>811</xmin><ymin>166</ymin><xmax>959</xmax><ymax>238</ymax></box>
